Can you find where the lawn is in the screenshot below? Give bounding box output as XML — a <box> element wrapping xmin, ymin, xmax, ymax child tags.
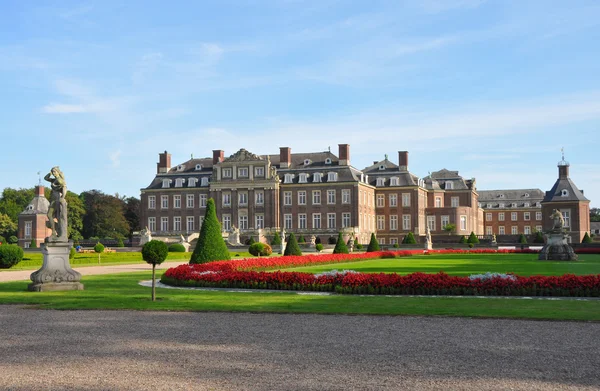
<box><xmin>282</xmin><ymin>253</ymin><xmax>600</xmax><ymax>276</ymax></box>
<box><xmin>0</xmin><ymin>272</ymin><xmax>600</xmax><ymax>321</ymax></box>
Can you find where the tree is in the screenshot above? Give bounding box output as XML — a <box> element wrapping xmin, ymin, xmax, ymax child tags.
<box><xmin>284</xmin><ymin>233</ymin><xmax>302</xmax><ymax>256</ymax></box>
<box><xmin>582</xmin><ymin>232</ymin><xmax>593</xmax><ymax>243</ymax></box>
<box><xmin>81</xmin><ymin>190</ymin><xmax>130</xmax><ymax>239</ymax></box>
<box><xmin>366</xmin><ymin>233</ymin><xmax>380</xmax><ymax>252</ymax></box>
<box><xmin>0</xmin><ymin>213</ymin><xmax>17</xmax><ymax>239</ymax></box>
<box><xmin>190</xmin><ymin>198</ymin><xmax>230</xmax><ymax>264</ymax></box>
<box><xmin>333</xmin><ymin>232</ymin><xmax>349</xmax><ymax>254</ymax></box>
<box><xmin>443</xmin><ymin>224</ymin><xmax>456</xmax><ymax>235</ymax></box>
<box><xmin>0</xmin><ymin>187</ymin><xmax>36</xmax><ymax>224</ymax></box>
<box><xmin>590</xmin><ymin>208</ymin><xmax>600</xmax><ymax>222</ymax></box>
<box><xmin>402</xmin><ymin>232</ymin><xmax>417</xmax><ymax>244</ymax></box>
<box><xmin>467</xmin><ymin>232</ymin><xmax>480</xmax><ymax>244</ymax></box>
<box><xmin>94</xmin><ymin>242</ymin><xmax>105</xmax><ymax>263</ymax></box>
<box><xmin>518</xmin><ymin>233</ymin><xmax>528</xmax><ymax>244</ymax></box>
<box><xmin>123</xmin><ymin>196</ymin><xmax>141</xmax><ymax>241</ymax></box>
<box><xmin>142</xmin><ymin>240</ymin><xmax>168</xmax><ymax>301</ymax></box>
<box><xmin>65</xmin><ymin>191</ymin><xmax>85</xmax><ymax>241</ymax></box>
<box><xmin>271</xmin><ymin>231</ymin><xmax>282</xmax><ymax>245</ymax></box>
<box><xmin>533</xmin><ymin>231</ymin><xmax>545</xmax><ymax>244</ymax></box>
<box><xmin>459</xmin><ymin>235</ymin><xmax>467</xmax><ymax>244</ymax></box>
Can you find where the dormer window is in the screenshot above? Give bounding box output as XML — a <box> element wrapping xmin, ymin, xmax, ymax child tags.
<box><xmin>511</xmin><ymin>203</ymin><xmax>517</xmax><ymax>208</ymax></box>
<box><xmin>445</xmin><ymin>182</ymin><xmax>453</xmax><ymax>190</ymax></box>
<box><xmin>304</xmin><ymin>159</ymin><xmax>311</xmax><ymax>166</ymax></box>
<box><xmin>325</xmin><ymin>158</ymin><xmax>332</xmax><ymax>165</ymax></box>
<box><xmin>313</xmin><ymin>173</ymin><xmax>322</xmax><ymax>183</ymax></box>
<box><xmin>327</xmin><ymin>172</ymin><xmax>338</xmax><ymax>182</ymax></box>
<box><xmin>379</xmin><ymin>165</ymin><xmax>385</xmax><ymax>171</ymax></box>
<box><xmin>27</xmin><ymin>205</ymin><xmax>33</xmax><ymax>211</ymax></box>
<box><xmin>162</xmin><ymin>179</ymin><xmax>172</xmax><ymax>188</ymax></box>
<box><xmin>175</xmin><ymin>178</ymin><xmax>185</xmax><ymax>188</ymax></box>
<box><xmin>299</xmin><ymin>173</ymin><xmax>308</xmax><ymax>183</ymax></box>
<box><xmin>195</xmin><ymin>164</ymin><xmax>202</xmax><ymax>171</ymax></box>
<box><xmin>561</xmin><ymin>189</ymin><xmax>569</xmax><ymax>197</ymax></box>
<box><xmin>201</xmin><ymin>177</ymin><xmax>209</xmax><ymax>187</ymax></box>
<box><xmin>524</xmin><ymin>202</ymin><xmax>530</xmax><ymax>207</ymax></box>
<box><xmin>365</xmin><ymin>175</ymin><xmax>369</xmax><ymax>183</ymax></box>
<box><xmin>499</xmin><ymin>203</ymin><xmax>505</xmax><ymax>208</ymax></box>
<box><xmin>524</xmin><ymin>193</ymin><xmax>530</xmax><ymax>198</ymax></box>
<box><xmin>390</xmin><ymin>177</ymin><xmax>399</xmax><ymax>186</ymax></box>
<box><xmin>188</xmin><ymin>178</ymin><xmax>198</xmax><ymax>187</ymax></box>
<box><xmin>238</xmin><ymin>167</ymin><xmax>249</xmax><ymax>178</ymax></box>
<box><xmin>499</xmin><ymin>194</ymin><xmax>505</xmax><ymax>198</ymax></box>
<box><xmin>177</xmin><ymin>165</ymin><xmax>185</xmax><ymax>172</ymax></box>
<box><xmin>536</xmin><ymin>202</ymin><xmax>541</xmax><ymax>207</ymax></box>
<box><xmin>255</xmin><ymin>167</ymin><xmax>264</xmax><ymax>177</ymax></box>
<box><xmin>284</xmin><ymin>174</ymin><xmax>294</xmax><ymax>184</ymax></box>
<box><xmin>487</xmin><ymin>203</ymin><xmax>492</xmax><ymax>208</ymax></box>
<box><xmin>376</xmin><ymin>177</ymin><xmax>386</xmax><ymax>186</ymax></box>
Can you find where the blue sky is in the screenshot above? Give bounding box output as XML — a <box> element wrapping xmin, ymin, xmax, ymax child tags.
<box><xmin>1</xmin><ymin>0</ymin><xmax>599</xmax><ymax>206</ymax></box>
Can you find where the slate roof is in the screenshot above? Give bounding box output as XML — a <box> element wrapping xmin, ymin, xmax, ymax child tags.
<box><xmin>361</xmin><ymin>158</ymin><xmax>420</xmax><ymax>187</ymax></box>
<box><xmin>478</xmin><ymin>189</ymin><xmax>544</xmax><ymax>208</ymax></box>
<box><xmin>20</xmin><ymin>195</ymin><xmax>50</xmax><ymax>215</ymax></box>
<box><xmin>423</xmin><ymin>169</ymin><xmax>471</xmax><ymax>190</ymax></box>
<box><xmin>543</xmin><ymin>178</ymin><xmax>589</xmax><ymax>202</ymax></box>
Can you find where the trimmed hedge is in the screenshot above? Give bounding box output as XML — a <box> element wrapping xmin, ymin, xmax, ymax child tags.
<box><xmin>249</xmin><ymin>242</ymin><xmax>273</xmax><ymax>257</ymax></box>
<box><xmin>284</xmin><ymin>233</ymin><xmax>302</xmax><ymax>256</ymax></box>
<box><xmin>333</xmin><ymin>232</ymin><xmax>349</xmax><ymax>254</ymax></box>
<box><xmin>366</xmin><ymin>233</ymin><xmax>380</xmax><ymax>252</ymax></box>
<box><xmin>142</xmin><ymin>240</ymin><xmax>169</xmax><ymax>265</ymax></box>
<box><xmin>168</xmin><ymin>243</ymin><xmax>186</xmax><ymax>252</ymax></box>
<box><xmin>190</xmin><ymin>198</ymin><xmax>231</xmax><ymax>264</ymax></box>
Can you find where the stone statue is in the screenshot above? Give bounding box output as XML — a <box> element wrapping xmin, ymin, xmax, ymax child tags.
<box><xmin>310</xmin><ymin>235</ymin><xmax>316</xmax><ymax>247</ymax></box>
<box><xmin>140</xmin><ymin>227</ymin><xmax>152</xmax><ymax>245</ymax></box>
<box><xmin>425</xmin><ymin>227</ymin><xmax>432</xmax><ymax>250</ymax></box>
<box><xmin>491</xmin><ymin>233</ymin><xmax>497</xmax><ymax>245</ymax></box>
<box><xmin>551</xmin><ymin>209</ymin><xmax>565</xmax><ymax>231</ymax></box>
<box><xmin>279</xmin><ymin>228</ymin><xmax>287</xmax><ymax>254</ymax></box>
<box><xmin>44</xmin><ymin>166</ymin><xmax>68</xmax><ymax>243</ymax></box>
<box><xmin>228</xmin><ymin>225</ymin><xmax>241</xmax><ymax>246</ymax></box>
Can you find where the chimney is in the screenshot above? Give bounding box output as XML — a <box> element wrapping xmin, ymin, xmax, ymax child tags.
<box><xmin>36</xmin><ymin>185</ymin><xmax>45</xmax><ymax>197</ymax></box>
<box><xmin>558</xmin><ymin>163</ymin><xmax>569</xmax><ymax>179</ymax></box>
<box><xmin>212</xmin><ymin>150</ymin><xmax>224</xmax><ymax>165</ymax></box>
<box><xmin>280</xmin><ymin>147</ymin><xmax>291</xmax><ymax>169</ymax></box>
<box><xmin>398</xmin><ymin>151</ymin><xmax>409</xmax><ymax>171</ymax></box>
<box><xmin>157</xmin><ymin>150</ymin><xmax>171</xmax><ymax>174</ymax></box>
<box><xmin>338</xmin><ymin>144</ymin><xmax>350</xmax><ymax>166</ymax></box>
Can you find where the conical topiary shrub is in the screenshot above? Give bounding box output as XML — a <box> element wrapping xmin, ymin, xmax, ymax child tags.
<box><xmin>459</xmin><ymin>235</ymin><xmax>467</xmax><ymax>244</ymax></box>
<box><xmin>582</xmin><ymin>232</ymin><xmax>592</xmax><ymax>243</ymax></box>
<box><xmin>533</xmin><ymin>231</ymin><xmax>545</xmax><ymax>243</ymax></box>
<box><xmin>190</xmin><ymin>198</ymin><xmax>231</xmax><ymax>264</ymax></box>
<box><xmin>518</xmin><ymin>233</ymin><xmax>527</xmax><ymax>244</ymax></box>
<box><xmin>333</xmin><ymin>232</ymin><xmax>349</xmax><ymax>254</ymax></box>
<box><xmin>366</xmin><ymin>232</ymin><xmax>380</xmax><ymax>252</ymax></box>
<box><xmin>271</xmin><ymin>231</ymin><xmax>282</xmax><ymax>245</ymax></box>
<box><xmin>467</xmin><ymin>232</ymin><xmax>479</xmax><ymax>244</ymax></box>
<box><xmin>284</xmin><ymin>233</ymin><xmax>302</xmax><ymax>256</ymax></box>
<box><xmin>402</xmin><ymin>232</ymin><xmax>417</xmax><ymax>244</ymax></box>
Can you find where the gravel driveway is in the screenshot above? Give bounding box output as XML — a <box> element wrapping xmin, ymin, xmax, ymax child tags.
<box><xmin>1</xmin><ymin>305</ymin><xmax>598</xmax><ymax>390</ymax></box>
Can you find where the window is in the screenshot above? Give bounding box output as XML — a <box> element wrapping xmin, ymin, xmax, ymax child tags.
<box><xmin>376</xmin><ymin>177</ymin><xmax>386</xmax><ymax>186</ymax></box>
<box><xmin>342</xmin><ymin>189</ymin><xmax>351</xmax><ymax>204</ymax></box>
<box><xmin>499</xmin><ymin>203</ymin><xmax>505</xmax><ymax>208</ymax></box>
<box><xmin>451</xmin><ymin>197</ymin><xmax>459</xmax><ymax>207</ymax></box>
<box><xmin>536</xmin><ymin>225</ymin><xmax>543</xmax><ymax>232</ymax></box>
<box><xmin>561</xmin><ymin>189</ymin><xmax>569</xmax><ymax>197</ymax></box>
<box><xmin>222</xmin><ymin>168</ymin><xmax>232</xmax><ymax>178</ymax></box>
<box><xmin>511</xmin><ymin>226</ymin><xmax>518</xmax><ymax>235</ymax></box>
<box><xmin>524</xmin><ymin>212</ymin><xmax>530</xmax><ymax>221</ymax></box>
<box><xmin>160</xmin><ymin>217</ymin><xmax>168</xmax><ymax>232</ymax></box>
<box><xmin>486</xmin><ymin>213</ymin><xmax>492</xmax><ymax>221</ymax></box>
<box><xmin>312</xmin><ymin>190</ymin><xmax>321</xmax><ymax>205</ymax></box>
<box><xmin>175</xmin><ymin>178</ymin><xmax>185</xmax><ymax>188</ymax></box>
<box><xmin>200</xmin><ymin>194</ymin><xmax>207</xmax><ymax>208</ymax></box>
<box><xmin>325</xmin><ymin>158</ymin><xmax>332</xmax><ymax>164</ymax></box>
<box><xmin>402</xmin><ymin>193</ymin><xmax>411</xmax><ymax>207</ymax></box>
<box><xmin>536</xmin><ymin>212</ymin><xmax>542</xmax><ymax>221</ymax></box>
<box><xmin>524</xmin><ymin>226</ymin><xmax>531</xmax><ymax>235</ymax></box>
<box><xmin>255</xmin><ymin>214</ymin><xmax>264</xmax><ymax>229</ymax></box>
<box><xmin>255</xmin><ymin>191</ymin><xmax>264</xmax><ymax>205</ymax></box>
<box><xmin>327</xmin><ymin>213</ymin><xmax>336</xmax><ymax>229</ymax></box>
<box><xmin>222</xmin><ymin>193</ymin><xmax>231</xmax><ymax>207</ymax></box>
<box><xmin>238</xmin><ymin>192</ymin><xmax>248</xmax><ymax>206</ymax></box>
<box><xmin>390</xmin><ymin>177</ymin><xmax>399</xmax><ymax>186</ymax></box>
<box><xmin>239</xmin><ymin>215</ymin><xmax>248</xmax><ymax>230</ymax></box>
<box><xmin>342</xmin><ymin>213</ymin><xmax>351</xmax><ymax>228</ymax></box>
<box><xmin>427</xmin><ymin>216</ymin><xmax>436</xmax><ymax>231</ymax></box>
<box><xmin>186</xmin><ymin>216</ymin><xmax>194</xmax><ymax>232</ymax></box>
<box><xmin>327</xmin><ymin>172</ymin><xmax>338</xmax><ymax>182</ymax></box>
<box><xmin>524</xmin><ymin>202</ymin><xmax>530</xmax><ymax>207</ymax></box>
<box><xmin>446</xmin><ymin>182</ymin><xmax>453</xmax><ymax>190</ymax></box>
<box><xmin>173</xmin><ymin>216</ymin><xmax>181</xmax><ymax>232</ymax></box>
<box><xmin>511</xmin><ymin>203</ymin><xmax>517</xmax><ymax>208</ymax></box>
<box><xmin>562</xmin><ymin>210</ymin><xmax>570</xmax><ymax>227</ymax></box>
<box><xmin>304</xmin><ymin>159</ymin><xmax>311</xmax><ymax>166</ymax></box>
<box><xmin>377</xmin><ymin>215</ymin><xmax>385</xmax><ymax>230</ymax></box>
<box><xmin>313</xmin><ymin>173</ymin><xmax>322</xmax><ymax>182</ymax></box>
<box><xmin>312</xmin><ymin>213</ymin><xmax>321</xmax><ymax>229</ymax></box>
<box><xmin>441</xmin><ymin>215</ymin><xmax>450</xmax><ymax>229</ymax></box>
<box><xmin>435</xmin><ymin>197</ymin><xmax>442</xmax><ymax>208</ymax></box>
<box><xmin>390</xmin><ymin>215</ymin><xmax>398</xmax><ymax>230</ymax></box>
<box><xmin>238</xmin><ymin>168</ymin><xmax>248</xmax><ymax>178</ymax></box>
<box><xmin>162</xmin><ymin>179</ymin><xmax>171</xmax><ymax>188</ymax></box>
<box><xmin>255</xmin><ymin>167</ymin><xmax>264</xmax><ymax>177</ymax></box>
<box><xmin>173</xmin><ymin>195</ymin><xmax>181</xmax><ymax>209</ymax></box>
<box><xmin>460</xmin><ymin>215</ymin><xmax>467</xmax><ymax>231</ymax></box>
<box><xmin>148</xmin><ymin>217</ymin><xmax>156</xmax><ymax>232</ymax></box>
<box><xmin>161</xmin><ymin>195</ymin><xmax>168</xmax><ymax>209</ymax></box>
<box><xmin>201</xmin><ymin>177</ymin><xmax>209</xmax><ymax>187</ymax></box>
<box><xmin>24</xmin><ymin>221</ymin><xmax>32</xmax><ymax>238</ymax></box>
<box><xmin>195</xmin><ymin>164</ymin><xmax>202</xmax><ymax>171</ymax></box>
<box><xmin>222</xmin><ymin>215</ymin><xmax>231</xmax><ymax>231</ymax></box>
<box><xmin>284</xmin><ymin>174</ymin><xmax>294</xmax><ymax>183</ymax></box>
<box><xmin>283</xmin><ymin>191</ymin><xmax>292</xmax><ymax>206</ymax></box>
<box><xmin>499</xmin><ymin>212</ymin><xmax>505</xmax><ymax>221</ymax></box>
<box><xmin>402</xmin><ymin>215</ymin><xmax>411</xmax><ymax>230</ymax></box>
<box><xmin>380</xmin><ymin>238</ymin><xmax>385</xmax><ymax>245</ymax></box>
<box><xmin>499</xmin><ymin>226</ymin><xmax>505</xmax><ymax>235</ymax></box>
<box><xmin>298</xmin><ymin>191</ymin><xmax>306</xmax><ymax>205</ymax></box>
<box><xmin>188</xmin><ymin>178</ymin><xmax>198</xmax><ymax>187</ymax></box>
<box><xmin>511</xmin><ymin>212</ymin><xmax>518</xmax><ymax>221</ymax></box>
<box><xmin>390</xmin><ymin>238</ymin><xmax>398</xmax><ymax>245</ymax></box>
<box><xmin>148</xmin><ymin>196</ymin><xmax>156</xmax><ymax>209</ymax></box>
<box><xmin>299</xmin><ymin>173</ymin><xmax>308</xmax><ymax>183</ymax></box>
<box><xmin>186</xmin><ymin>194</ymin><xmax>194</xmax><ymax>208</ymax></box>
<box><xmin>389</xmin><ymin>194</ymin><xmax>398</xmax><ymax>207</ymax></box>
<box><xmin>298</xmin><ymin>214</ymin><xmax>307</xmax><ymax>229</ymax></box>
<box><xmin>284</xmin><ymin>214</ymin><xmax>293</xmax><ymax>229</ymax></box>
<box><xmin>327</xmin><ymin>190</ymin><xmax>336</xmax><ymax>204</ymax></box>
<box><xmin>486</xmin><ymin>226</ymin><xmax>493</xmax><ymax>235</ymax></box>
<box><xmin>487</xmin><ymin>203</ymin><xmax>492</xmax><ymax>208</ymax></box>
<box><xmin>376</xmin><ymin>195</ymin><xmax>385</xmax><ymax>207</ymax></box>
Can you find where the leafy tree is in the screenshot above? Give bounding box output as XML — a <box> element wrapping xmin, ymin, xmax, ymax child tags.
<box><xmin>590</xmin><ymin>208</ymin><xmax>600</xmax><ymax>222</ymax></box>
<box><xmin>518</xmin><ymin>234</ymin><xmax>527</xmax><ymax>244</ymax></box>
<box><xmin>333</xmin><ymin>232</ymin><xmax>349</xmax><ymax>254</ymax></box>
<box><xmin>94</xmin><ymin>242</ymin><xmax>105</xmax><ymax>263</ymax></box>
<box><xmin>284</xmin><ymin>233</ymin><xmax>302</xmax><ymax>256</ymax></box>
<box><xmin>443</xmin><ymin>224</ymin><xmax>456</xmax><ymax>235</ymax></box>
<box><xmin>271</xmin><ymin>231</ymin><xmax>282</xmax><ymax>245</ymax></box>
<box><xmin>467</xmin><ymin>232</ymin><xmax>479</xmax><ymax>244</ymax></box>
<box><xmin>0</xmin><ymin>213</ymin><xmax>17</xmax><ymax>239</ymax></box>
<box><xmin>65</xmin><ymin>191</ymin><xmax>85</xmax><ymax>241</ymax></box>
<box><xmin>81</xmin><ymin>190</ymin><xmax>130</xmax><ymax>239</ymax></box>
<box><xmin>190</xmin><ymin>198</ymin><xmax>230</xmax><ymax>264</ymax></box>
<box><xmin>366</xmin><ymin>233</ymin><xmax>380</xmax><ymax>252</ymax></box>
<box><xmin>402</xmin><ymin>232</ymin><xmax>417</xmax><ymax>244</ymax></box>
<box><xmin>123</xmin><ymin>197</ymin><xmax>141</xmax><ymax>237</ymax></box>
<box><xmin>0</xmin><ymin>187</ymin><xmax>36</xmax><ymax>224</ymax></box>
<box><xmin>533</xmin><ymin>231</ymin><xmax>545</xmax><ymax>244</ymax></box>
<box><xmin>30</xmin><ymin>239</ymin><xmax>37</xmax><ymax>248</ymax></box>
<box><xmin>249</xmin><ymin>242</ymin><xmax>272</xmax><ymax>256</ymax></box>
<box><xmin>582</xmin><ymin>232</ymin><xmax>593</xmax><ymax>243</ymax></box>
<box><xmin>142</xmin><ymin>240</ymin><xmax>168</xmax><ymax>301</ymax></box>
<box><xmin>8</xmin><ymin>236</ymin><xmax>17</xmax><ymax>244</ymax></box>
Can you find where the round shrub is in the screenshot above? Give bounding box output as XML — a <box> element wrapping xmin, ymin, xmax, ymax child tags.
<box><xmin>168</xmin><ymin>243</ymin><xmax>186</xmax><ymax>252</ymax></box>
<box><xmin>249</xmin><ymin>242</ymin><xmax>272</xmax><ymax>256</ymax></box>
<box><xmin>0</xmin><ymin>245</ymin><xmax>24</xmax><ymax>269</ymax></box>
<box><xmin>142</xmin><ymin>240</ymin><xmax>169</xmax><ymax>265</ymax></box>
<box><xmin>94</xmin><ymin>242</ymin><xmax>105</xmax><ymax>253</ymax></box>
<box><xmin>315</xmin><ymin>243</ymin><xmax>324</xmax><ymax>252</ymax></box>
<box><xmin>468</xmin><ymin>243</ymin><xmax>474</xmax><ymax>248</ymax></box>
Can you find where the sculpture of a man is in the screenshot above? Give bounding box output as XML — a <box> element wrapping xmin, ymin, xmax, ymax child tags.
<box><xmin>44</xmin><ymin>166</ymin><xmax>68</xmax><ymax>243</ymax></box>
<box><xmin>551</xmin><ymin>209</ymin><xmax>565</xmax><ymax>230</ymax></box>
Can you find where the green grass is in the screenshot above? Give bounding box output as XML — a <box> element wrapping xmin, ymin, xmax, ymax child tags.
<box><xmin>283</xmin><ymin>254</ymin><xmax>600</xmax><ymax>276</ymax></box>
<box><xmin>0</xmin><ymin>272</ymin><xmax>599</xmax><ymax>321</ymax></box>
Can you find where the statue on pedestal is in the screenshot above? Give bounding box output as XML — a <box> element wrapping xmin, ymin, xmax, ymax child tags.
<box><xmin>228</xmin><ymin>225</ymin><xmax>242</xmax><ymax>246</ymax></box>
<box><xmin>309</xmin><ymin>235</ymin><xmax>316</xmax><ymax>247</ymax></box>
<box><xmin>140</xmin><ymin>227</ymin><xmax>152</xmax><ymax>246</ymax></box>
<box><xmin>279</xmin><ymin>228</ymin><xmax>287</xmax><ymax>254</ymax></box>
<box><xmin>44</xmin><ymin>167</ymin><xmax>68</xmax><ymax>243</ymax></box>
<box><xmin>424</xmin><ymin>227</ymin><xmax>433</xmax><ymax>250</ymax></box>
<box><xmin>539</xmin><ymin>209</ymin><xmax>578</xmax><ymax>261</ymax></box>
<box><xmin>551</xmin><ymin>209</ymin><xmax>565</xmax><ymax>231</ymax></box>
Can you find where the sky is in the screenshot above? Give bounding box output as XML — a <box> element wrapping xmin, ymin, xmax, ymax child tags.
<box><xmin>1</xmin><ymin>0</ymin><xmax>599</xmax><ymax>206</ymax></box>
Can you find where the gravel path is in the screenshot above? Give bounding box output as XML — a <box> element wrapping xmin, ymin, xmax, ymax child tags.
<box><xmin>1</xmin><ymin>306</ymin><xmax>598</xmax><ymax>390</ymax></box>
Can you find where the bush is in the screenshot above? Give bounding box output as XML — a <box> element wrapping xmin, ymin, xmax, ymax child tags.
<box><xmin>0</xmin><ymin>235</ymin><xmax>5</xmax><ymax>245</ymax></box>
<box><xmin>518</xmin><ymin>234</ymin><xmax>527</xmax><ymax>244</ymax></box>
<box><xmin>315</xmin><ymin>243</ymin><xmax>324</xmax><ymax>252</ymax></box>
<box><xmin>393</xmin><ymin>243</ymin><xmax>399</xmax><ymax>248</ymax></box>
<box><xmin>402</xmin><ymin>232</ymin><xmax>417</xmax><ymax>244</ymax></box>
<box><xmin>190</xmin><ymin>198</ymin><xmax>231</xmax><ymax>264</ymax></box>
<box><xmin>8</xmin><ymin>236</ymin><xmax>18</xmax><ymax>244</ymax></box>
<box><xmin>94</xmin><ymin>242</ymin><xmax>105</xmax><ymax>253</ymax></box>
<box><xmin>271</xmin><ymin>232</ymin><xmax>282</xmax><ymax>246</ymax></box>
<box><xmin>284</xmin><ymin>233</ymin><xmax>302</xmax><ymax>256</ymax></box>
<box><xmin>168</xmin><ymin>243</ymin><xmax>186</xmax><ymax>252</ymax></box>
<box><xmin>298</xmin><ymin>235</ymin><xmax>306</xmax><ymax>244</ymax></box>
<box><xmin>328</xmin><ymin>236</ymin><xmax>337</xmax><ymax>244</ymax></box>
<box><xmin>0</xmin><ymin>245</ymin><xmax>24</xmax><ymax>268</ymax></box>
<box><xmin>333</xmin><ymin>232</ymin><xmax>349</xmax><ymax>254</ymax></box>
<box><xmin>142</xmin><ymin>240</ymin><xmax>169</xmax><ymax>265</ymax></box>
<box><xmin>30</xmin><ymin>239</ymin><xmax>37</xmax><ymax>248</ymax></box>
<box><xmin>249</xmin><ymin>242</ymin><xmax>272</xmax><ymax>256</ymax></box>
<box><xmin>467</xmin><ymin>232</ymin><xmax>479</xmax><ymax>244</ymax></box>
<box><xmin>116</xmin><ymin>238</ymin><xmax>125</xmax><ymax>247</ymax></box>
<box><xmin>366</xmin><ymin>233</ymin><xmax>380</xmax><ymax>252</ymax></box>
<box><xmin>69</xmin><ymin>247</ymin><xmax>76</xmax><ymax>259</ymax></box>
<box><xmin>468</xmin><ymin>243</ymin><xmax>474</xmax><ymax>248</ymax></box>
<box><xmin>582</xmin><ymin>232</ymin><xmax>593</xmax><ymax>244</ymax></box>
<box><xmin>245</xmin><ymin>237</ymin><xmax>256</xmax><ymax>245</ymax></box>
<box><xmin>459</xmin><ymin>235</ymin><xmax>467</xmax><ymax>244</ymax></box>
<box><xmin>356</xmin><ymin>243</ymin><xmax>363</xmax><ymax>250</ymax></box>
<box><xmin>533</xmin><ymin>231</ymin><xmax>545</xmax><ymax>244</ymax></box>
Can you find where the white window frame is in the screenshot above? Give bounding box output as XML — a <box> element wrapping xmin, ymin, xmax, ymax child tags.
<box><xmin>283</xmin><ymin>191</ymin><xmax>292</xmax><ymax>206</ymax></box>
<box><xmin>499</xmin><ymin>226</ymin><xmax>505</xmax><ymax>235</ymax></box>
<box><xmin>460</xmin><ymin>215</ymin><xmax>467</xmax><ymax>231</ymax></box>
<box><xmin>148</xmin><ymin>217</ymin><xmax>156</xmax><ymax>232</ymax></box>
<box><xmin>451</xmin><ymin>197</ymin><xmax>459</xmax><ymax>208</ymax></box>
<box><xmin>186</xmin><ymin>216</ymin><xmax>194</xmax><ymax>233</ymax></box>
<box><xmin>427</xmin><ymin>216</ymin><xmax>436</xmax><ymax>231</ymax></box>
<box><xmin>255</xmin><ymin>191</ymin><xmax>264</xmax><ymax>206</ymax></box>
<box><xmin>511</xmin><ymin>226</ymin><xmax>518</xmax><ymax>235</ymax></box>
<box><xmin>200</xmin><ymin>194</ymin><xmax>207</xmax><ymax>208</ymax></box>
<box><xmin>255</xmin><ymin>214</ymin><xmax>264</xmax><ymax>229</ymax></box>
<box><xmin>402</xmin><ymin>214</ymin><xmax>411</xmax><ymax>231</ymax></box>
<box><xmin>511</xmin><ymin>212</ymin><xmax>518</xmax><ymax>221</ymax></box>
<box><xmin>161</xmin><ymin>195</ymin><xmax>168</xmax><ymax>209</ymax></box>
<box><xmin>389</xmin><ymin>194</ymin><xmax>398</xmax><ymax>207</ymax></box>
<box><xmin>148</xmin><ymin>196</ymin><xmax>156</xmax><ymax>209</ymax></box>
<box><xmin>222</xmin><ymin>215</ymin><xmax>231</xmax><ymax>231</ymax></box>
<box><xmin>327</xmin><ymin>190</ymin><xmax>336</xmax><ymax>205</ymax></box>
<box><xmin>485</xmin><ymin>213</ymin><xmax>492</xmax><ymax>221</ymax></box>
<box><xmin>390</xmin><ymin>215</ymin><xmax>398</xmax><ymax>230</ymax></box>
<box><xmin>441</xmin><ymin>215</ymin><xmax>450</xmax><ymax>229</ymax></box>
<box><xmin>160</xmin><ymin>217</ymin><xmax>169</xmax><ymax>232</ymax></box>
<box><xmin>298</xmin><ymin>191</ymin><xmax>306</xmax><ymax>205</ymax></box>
<box><xmin>186</xmin><ymin>194</ymin><xmax>194</xmax><ymax>208</ymax></box>
<box><xmin>312</xmin><ymin>213</ymin><xmax>321</xmax><ymax>229</ymax></box>
<box><xmin>238</xmin><ymin>167</ymin><xmax>249</xmax><ymax>178</ymax></box>
<box><xmin>498</xmin><ymin>212</ymin><xmax>505</xmax><ymax>221</ymax></box>
<box><xmin>173</xmin><ymin>216</ymin><xmax>181</xmax><ymax>232</ymax></box>
<box><xmin>342</xmin><ymin>189</ymin><xmax>351</xmax><ymax>204</ymax></box>
<box><xmin>342</xmin><ymin>213</ymin><xmax>351</xmax><ymax>228</ymax></box>
<box><xmin>536</xmin><ymin>212</ymin><xmax>542</xmax><ymax>221</ymax></box>
<box><xmin>327</xmin><ymin>172</ymin><xmax>338</xmax><ymax>182</ymax></box>
<box><xmin>524</xmin><ymin>212</ymin><xmax>530</xmax><ymax>221</ymax></box>
<box><xmin>239</xmin><ymin>214</ymin><xmax>248</xmax><ymax>230</ymax></box>
<box><xmin>222</xmin><ymin>193</ymin><xmax>231</xmax><ymax>207</ymax></box>
<box><xmin>312</xmin><ymin>190</ymin><xmax>321</xmax><ymax>205</ymax></box>
<box><xmin>298</xmin><ymin>214</ymin><xmax>307</xmax><ymax>229</ymax></box>
<box><xmin>238</xmin><ymin>192</ymin><xmax>248</xmax><ymax>206</ymax></box>
<box><xmin>402</xmin><ymin>193</ymin><xmax>411</xmax><ymax>207</ymax></box>
<box><xmin>222</xmin><ymin>168</ymin><xmax>232</xmax><ymax>178</ymax></box>
<box><xmin>327</xmin><ymin>213</ymin><xmax>336</xmax><ymax>229</ymax></box>
<box><xmin>173</xmin><ymin>195</ymin><xmax>181</xmax><ymax>209</ymax></box>
<box><xmin>435</xmin><ymin>197</ymin><xmax>442</xmax><ymax>208</ymax></box>
<box><xmin>284</xmin><ymin>214</ymin><xmax>293</xmax><ymax>230</ymax></box>
<box><xmin>376</xmin><ymin>195</ymin><xmax>385</xmax><ymax>208</ymax></box>
<box><xmin>255</xmin><ymin>167</ymin><xmax>265</xmax><ymax>177</ymax></box>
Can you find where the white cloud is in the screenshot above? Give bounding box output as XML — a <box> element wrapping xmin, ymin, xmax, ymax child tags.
<box><xmin>42</xmin><ymin>103</ymin><xmax>87</xmax><ymax>114</ymax></box>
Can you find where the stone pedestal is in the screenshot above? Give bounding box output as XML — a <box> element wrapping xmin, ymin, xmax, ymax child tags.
<box><xmin>538</xmin><ymin>233</ymin><xmax>578</xmax><ymax>261</ymax></box>
<box><xmin>29</xmin><ymin>242</ymin><xmax>84</xmax><ymax>292</ymax></box>
<box><xmin>425</xmin><ymin>241</ymin><xmax>433</xmax><ymax>251</ymax></box>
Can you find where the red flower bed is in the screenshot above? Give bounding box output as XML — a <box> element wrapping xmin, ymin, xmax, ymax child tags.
<box><xmin>161</xmin><ymin>249</ymin><xmax>600</xmax><ymax>297</ymax></box>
